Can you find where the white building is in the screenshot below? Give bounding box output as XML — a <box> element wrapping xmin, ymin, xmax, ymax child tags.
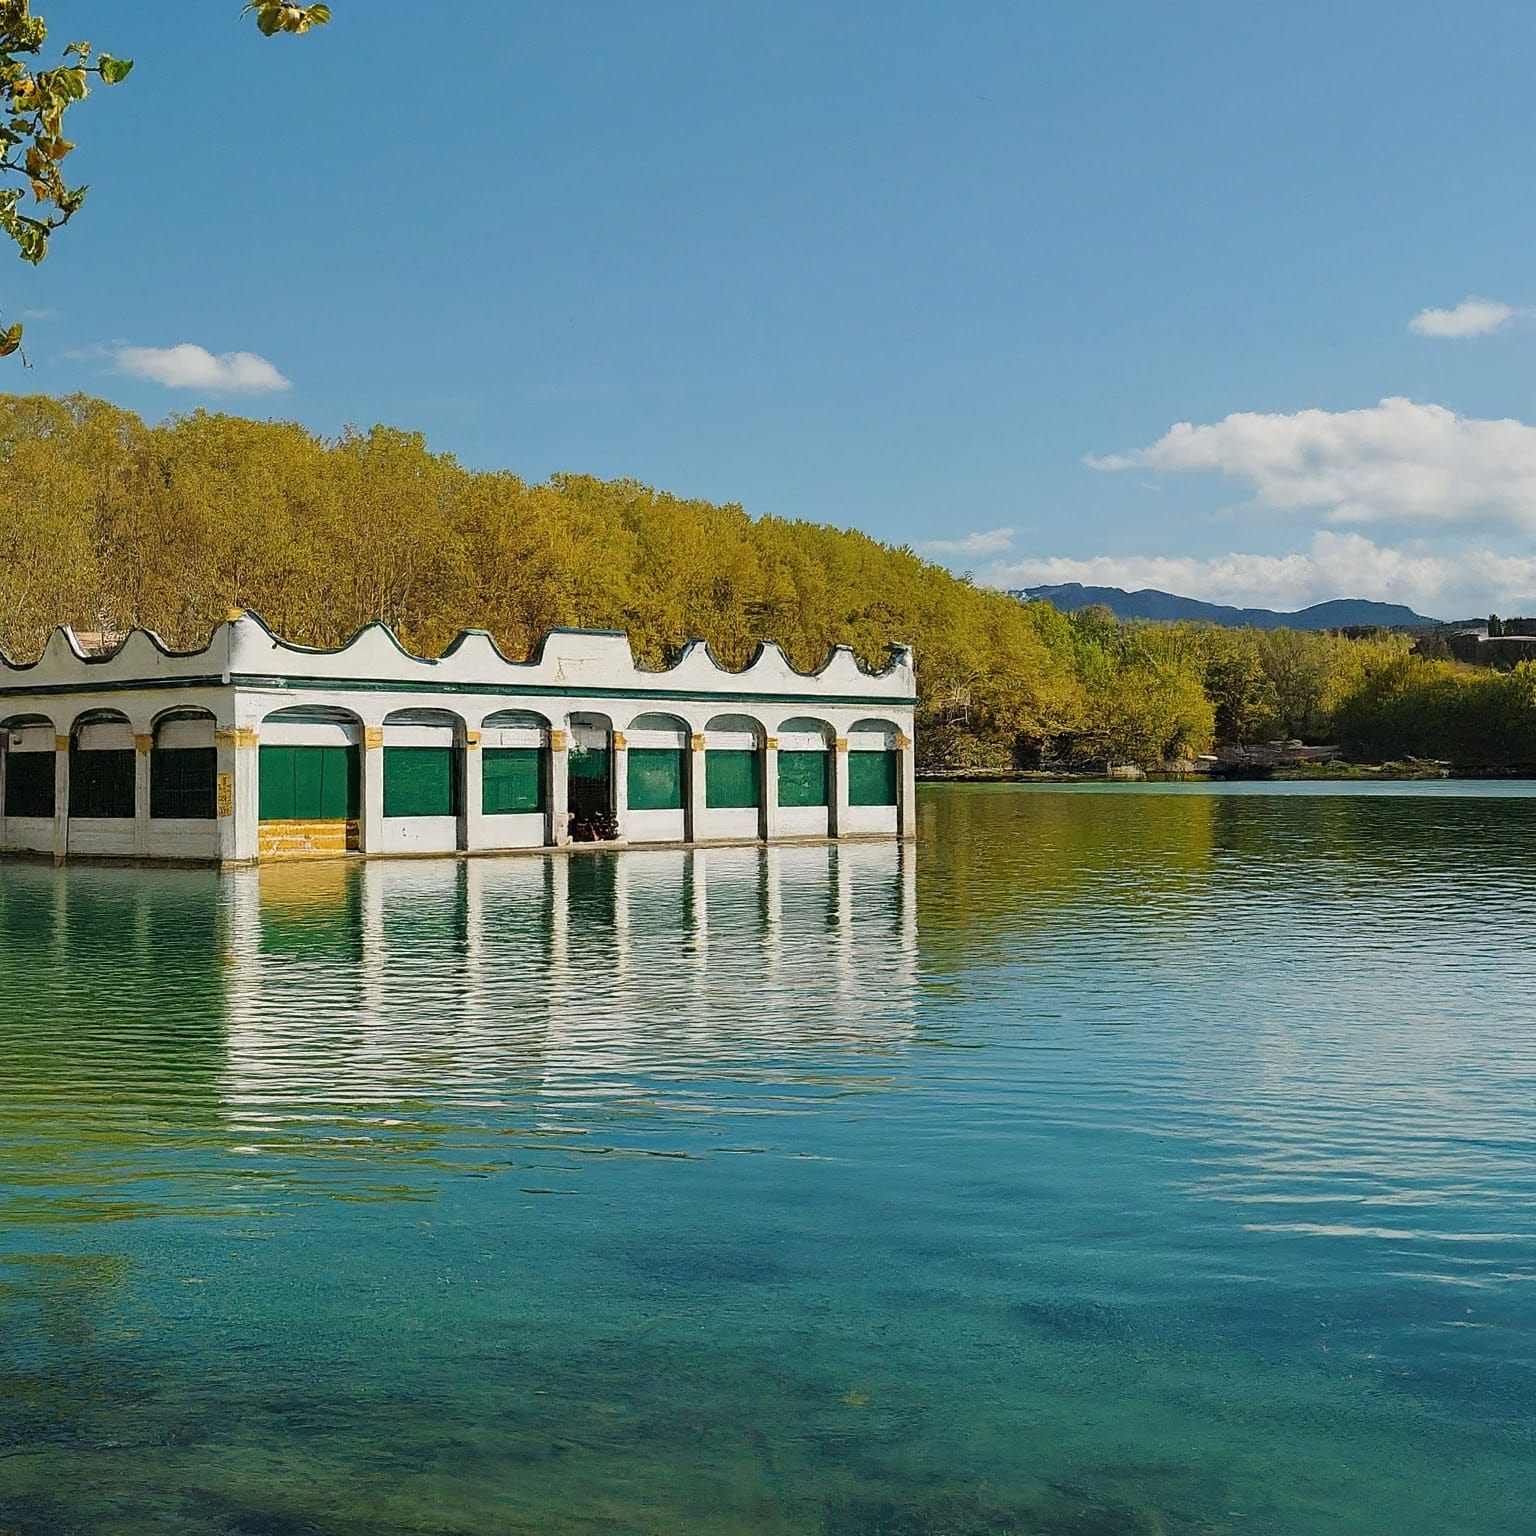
<box><xmin>0</xmin><ymin>613</ymin><xmax>917</xmax><ymax>865</ymax></box>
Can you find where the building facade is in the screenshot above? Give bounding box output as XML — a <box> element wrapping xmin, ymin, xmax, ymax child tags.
<box><xmin>0</xmin><ymin>614</ymin><xmax>917</xmax><ymax>865</ymax></box>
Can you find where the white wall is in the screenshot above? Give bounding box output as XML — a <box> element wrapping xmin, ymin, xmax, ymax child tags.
<box><xmin>626</xmin><ymin>807</ymin><xmax>687</xmax><ymax>843</ymax></box>
<box><xmin>379</xmin><ymin>816</ymin><xmax>459</xmax><ymax>855</ymax></box>
<box><xmin>777</xmin><ymin>805</ymin><xmax>830</xmax><ymax>839</ymax></box>
<box><xmin>694</xmin><ymin>806</ymin><xmax>760</xmax><ymax>842</ymax></box>
<box><xmin>473</xmin><ymin>811</ymin><xmax>547</xmax><ymax>850</ymax></box>
<box><xmin>843</xmin><ymin>804</ymin><xmax>898</xmax><ymax>836</ymax></box>
<box><xmin>1</xmin><ymin>816</ymin><xmax>52</xmax><ymax>854</ymax></box>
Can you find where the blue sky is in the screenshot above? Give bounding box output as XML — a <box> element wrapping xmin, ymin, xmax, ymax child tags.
<box><xmin>11</xmin><ymin>1</ymin><xmax>1536</xmax><ymax>617</ymax></box>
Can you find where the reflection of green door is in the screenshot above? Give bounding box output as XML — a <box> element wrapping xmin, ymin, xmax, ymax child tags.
<box><xmin>568</xmin><ymin>742</ymin><xmax>611</xmax><ymax>821</ymax></box>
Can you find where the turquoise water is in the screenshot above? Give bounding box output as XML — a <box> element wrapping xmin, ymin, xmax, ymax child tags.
<box><xmin>2</xmin><ymin>782</ymin><xmax>1534</xmax><ymax>1534</ymax></box>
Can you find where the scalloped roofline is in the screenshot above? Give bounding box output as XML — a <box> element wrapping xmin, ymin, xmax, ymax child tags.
<box><xmin>1</xmin><ymin>610</ymin><xmax>916</xmax><ymax>695</ymax></box>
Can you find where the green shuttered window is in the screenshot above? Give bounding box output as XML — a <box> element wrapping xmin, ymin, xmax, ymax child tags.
<box><xmin>628</xmin><ymin>747</ymin><xmax>684</xmax><ymax>811</ymax></box>
<box><xmin>383</xmin><ymin>746</ymin><xmax>459</xmax><ymax>818</ymax></box>
<box><xmin>777</xmin><ymin>750</ymin><xmax>829</xmax><ymax>808</ymax></box>
<box><xmin>483</xmin><ymin>747</ymin><xmax>545</xmax><ymax>815</ymax></box>
<box><xmin>151</xmin><ymin>747</ymin><xmax>217</xmax><ymax>820</ymax></box>
<box><xmin>259</xmin><ymin>745</ymin><xmax>360</xmax><ymax>822</ymax></box>
<box><xmin>705</xmin><ymin>749</ymin><xmax>760</xmax><ymax>809</ymax></box>
<box><xmin>848</xmin><ymin>749</ymin><xmax>899</xmax><ymax>807</ymax></box>
<box><xmin>3</xmin><ymin>752</ymin><xmax>54</xmax><ymax>818</ymax></box>
<box><xmin>69</xmin><ymin>749</ymin><xmax>135</xmax><ymax>819</ymax></box>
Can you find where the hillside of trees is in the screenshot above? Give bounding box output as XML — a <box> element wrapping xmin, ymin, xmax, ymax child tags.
<box><xmin>3</xmin><ymin>393</ymin><xmax>1533</xmax><ymax>772</ymax></box>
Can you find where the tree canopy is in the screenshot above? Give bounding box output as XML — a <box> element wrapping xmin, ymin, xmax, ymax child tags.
<box><xmin>7</xmin><ymin>391</ymin><xmax>1517</xmax><ymax>771</ymax></box>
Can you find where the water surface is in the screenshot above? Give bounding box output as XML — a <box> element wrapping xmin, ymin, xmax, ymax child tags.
<box><xmin>2</xmin><ymin>783</ymin><xmax>1533</xmax><ymax>1534</ymax></box>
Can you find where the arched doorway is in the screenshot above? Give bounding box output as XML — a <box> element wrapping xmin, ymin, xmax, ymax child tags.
<box><xmin>567</xmin><ymin>712</ymin><xmax>613</xmax><ymax>836</ymax></box>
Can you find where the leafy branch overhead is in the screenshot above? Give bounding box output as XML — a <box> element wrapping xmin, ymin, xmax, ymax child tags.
<box><xmin>1</xmin><ymin>1</ymin><xmax>329</xmax><ymax>358</ymax></box>
<box><xmin>241</xmin><ymin>4</ymin><xmax>332</xmax><ymax>38</ymax></box>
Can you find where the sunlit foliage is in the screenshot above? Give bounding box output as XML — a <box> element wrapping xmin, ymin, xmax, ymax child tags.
<box><xmin>2</xmin><ymin>393</ymin><xmax>1519</xmax><ymax>770</ymax></box>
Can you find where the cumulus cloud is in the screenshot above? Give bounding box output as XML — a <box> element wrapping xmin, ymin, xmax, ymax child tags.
<box><xmin>983</xmin><ymin>532</ymin><xmax>1536</xmax><ymax>620</ymax></box>
<box><xmin>112</xmin><ymin>343</ymin><xmax>291</xmax><ymax>393</ymax></box>
<box><xmin>1408</xmin><ymin>297</ymin><xmax>1517</xmax><ymax>338</ymax></box>
<box><xmin>917</xmin><ymin>526</ymin><xmax>1016</xmax><ymax>557</ymax></box>
<box><xmin>1088</xmin><ymin>396</ymin><xmax>1536</xmax><ymax>533</ymax></box>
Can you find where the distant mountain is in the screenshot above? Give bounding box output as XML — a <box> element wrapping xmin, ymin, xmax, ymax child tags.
<box><xmin>1015</xmin><ymin>583</ymin><xmax>1441</xmax><ymax>631</ymax></box>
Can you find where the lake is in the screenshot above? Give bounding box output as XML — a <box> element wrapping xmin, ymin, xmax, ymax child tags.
<box><xmin>1</xmin><ymin>782</ymin><xmax>1533</xmax><ymax>1535</ymax></box>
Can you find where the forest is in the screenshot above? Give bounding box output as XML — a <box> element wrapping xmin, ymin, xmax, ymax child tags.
<box><xmin>3</xmin><ymin>392</ymin><xmax>1533</xmax><ymax>772</ymax></box>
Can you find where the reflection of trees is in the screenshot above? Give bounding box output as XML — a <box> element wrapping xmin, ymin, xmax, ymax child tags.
<box><xmin>0</xmin><ymin>862</ymin><xmax>230</xmax><ymax>1226</ymax></box>
<box><xmin>916</xmin><ymin>785</ymin><xmax>1216</xmax><ymax>974</ymax></box>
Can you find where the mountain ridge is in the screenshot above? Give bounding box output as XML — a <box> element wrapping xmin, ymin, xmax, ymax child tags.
<box><xmin>1015</xmin><ymin>582</ymin><xmax>1441</xmax><ymax>630</ymax></box>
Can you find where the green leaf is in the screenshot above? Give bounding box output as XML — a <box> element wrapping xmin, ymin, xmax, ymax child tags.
<box><xmin>98</xmin><ymin>55</ymin><xmax>133</xmax><ymax>85</ymax></box>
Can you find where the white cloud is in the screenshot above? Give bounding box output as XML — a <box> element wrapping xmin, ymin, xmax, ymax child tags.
<box><xmin>112</xmin><ymin>343</ymin><xmax>291</xmax><ymax>393</ymax></box>
<box><xmin>983</xmin><ymin>532</ymin><xmax>1536</xmax><ymax>620</ymax></box>
<box><xmin>1088</xmin><ymin>396</ymin><xmax>1536</xmax><ymax>533</ymax></box>
<box><xmin>917</xmin><ymin>526</ymin><xmax>1015</xmax><ymax>558</ymax></box>
<box><xmin>1408</xmin><ymin>297</ymin><xmax>1516</xmax><ymax>338</ymax></box>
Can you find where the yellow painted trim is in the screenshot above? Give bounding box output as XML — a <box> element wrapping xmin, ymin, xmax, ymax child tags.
<box><xmin>689</xmin><ymin>733</ymin><xmax>706</xmax><ymax>751</ymax></box>
<box><xmin>611</xmin><ymin>731</ymin><xmax>627</xmax><ymax>751</ymax></box>
<box><xmin>363</xmin><ymin>726</ymin><xmax>384</xmax><ymax>750</ymax></box>
<box><xmin>834</xmin><ymin>737</ymin><xmax>849</xmax><ymax>752</ymax></box>
<box><xmin>134</xmin><ymin>733</ymin><xmax>153</xmax><ymax>755</ymax></box>
<box><xmin>215</xmin><ymin>726</ymin><xmax>259</xmax><ymax>748</ymax></box>
<box><xmin>765</xmin><ymin>736</ymin><xmax>779</xmax><ymax>750</ymax></box>
<box><xmin>549</xmin><ymin>729</ymin><xmax>568</xmax><ymax>752</ymax></box>
<box><xmin>54</xmin><ymin>735</ymin><xmax>69</xmax><ymax>753</ymax></box>
<box><xmin>216</xmin><ymin>773</ymin><xmax>235</xmax><ymax>819</ymax></box>
<box><xmin>464</xmin><ymin>731</ymin><xmax>482</xmax><ymax>750</ymax></box>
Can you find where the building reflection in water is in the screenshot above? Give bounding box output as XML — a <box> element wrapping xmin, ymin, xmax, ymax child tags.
<box><xmin>219</xmin><ymin>843</ymin><xmax>917</xmax><ymax>1124</ymax></box>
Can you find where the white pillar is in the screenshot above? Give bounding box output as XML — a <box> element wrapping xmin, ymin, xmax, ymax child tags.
<box><xmin>686</xmin><ymin>732</ymin><xmax>707</xmax><ymax>843</ymax></box>
<box><xmin>548</xmin><ymin>728</ymin><xmax>570</xmax><ymax>846</ymax></box>
<box><xmin>133</xmin><ymin>732</ymin><xmax>153</xmax><ymax>859</ymax></box>
<box><xmin>52</xmin><ymin>733</ymin><xmax>69</xmax><ymax>864</ymax></box>
<box><xmin>461</xmin><ymin>730</ymin><xmax>484</xmax><ymax>852</ymax></box>
<box><xmin>897</xmin><ymin>728</ymin><xmax>918</xmax><ymax>840</ymax></box>
<box><xmin>612</xmin><ymin>730</ymin><xmax>629</xmax><ymax>840</ymax></box>
<box><xmin>360</xmin><ymin>724</ymin><xmax>385</xmax><ymax>854</ymax></box>
<box><xmin>761</xmin><ymin>734</ymin><xmax>779</xmax><ymax>842</ymax></box>
<box><xmin>829</xmin><ymin>736</ymin><xmax>850</xmax><ymax>839</ymax></box>
<box><xmin>217</xmin><ymin>723</ymin><xmax>261</xmax><ymax>866</ymax></box>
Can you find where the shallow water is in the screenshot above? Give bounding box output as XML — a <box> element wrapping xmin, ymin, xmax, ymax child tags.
<box><xmin>2</xmin><ymin>782</ymin><xmax>1534</xmax><ymax>1534</ymax></box>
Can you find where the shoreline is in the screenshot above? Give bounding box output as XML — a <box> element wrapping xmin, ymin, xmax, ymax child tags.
<box><xmin>918</xmin><ymin>762</ymin><xmax>1536</xmax><ymax>785</ymax></box>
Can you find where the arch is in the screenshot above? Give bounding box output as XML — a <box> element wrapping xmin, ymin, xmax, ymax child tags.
<box><xmin>381</xmin><ymin>707</ymin><xmax>463</xmax><ymax>821</ymax></box>
<box><xmin>261</xmin><ymin>703</ymin><xmax>364</xmax><ymax>742</ymax></box>
<box><xmin>703</xmin><ymin>712</ymin><xmax>765</xmax><ymax>743</ymax></box>
<box><xmin>258</xmin><ymin>705</ymin><xmax>361</xmax><ymax>824</ymax></box>
<box><xmin>627</xmin><ymin>710</ymin><xmax>689</xmax><ymax>732</ymax></box>
<box><xmin>0</xmin><ymin>711</ymin><xmax>55</xmax><ymax>733</ymax></box>
<box><xmin>151</xmin><ymin>708</ymin><xmax>217</xmax><ymax>820</ymax></box>
<box><xmin>702</xmin><ymin>713</ymin><xmax>764</xmax><ymax>813</ymax></box>
<box><xmin>68</xmin><ymin>708</ymin><xmax>135</xmax><ymax>821</ymax></box>
<box><xmin>847</xmin><ymin>718</ymin><xmax>902</xmax><ymax>809</ymax></box>
<box><xmin>480</xmin><ymin>708</ymin><xmax>548</xmax><ymax>820</ymax></box>
<box><xmin>776</xmin><ymin>715</ymin><xmax>835</xmax><ymax>748</ymax></box>
<box><xmin>383</xmin><ymin>706</ymin><xmax>465</xmax><ymax>730</ymax></box>
<box><xmin>1</xmin><ymin>713</ymin><xmax>58</xmax><ymax>821</ymax></box>
<box><xmin>624</xmin><ymin>711</ymin><xmax>689</xmax><ymax>817</ymax></box>
<box><xmin>70</xmin><ymin>706</ymin><xmax>132</xmax><ymax>746</ymax></box>
<box><xmin>566</xmin><ymin>712</ymin><xmax>614</xmax><ymax>829</ymax></box>
<box><xmin>483</xmin><ymin>707</ymin><xmax>551</xmax><ymax>731</ymax></box>
<box><xmin>776</xmin><ymin>716</ymin><xmax>834</xmax><ymax>814</ymax></box>
<box><xmin>848</xmin><ymin>717</ymin><xmax>903</xmax><ymax>750</ymax></box>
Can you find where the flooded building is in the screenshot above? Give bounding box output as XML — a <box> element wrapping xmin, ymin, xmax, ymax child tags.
<box><xmin>0</xmin><ymin>613</ymin><xmax>916</xmax><ymax>865</ymax></box>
